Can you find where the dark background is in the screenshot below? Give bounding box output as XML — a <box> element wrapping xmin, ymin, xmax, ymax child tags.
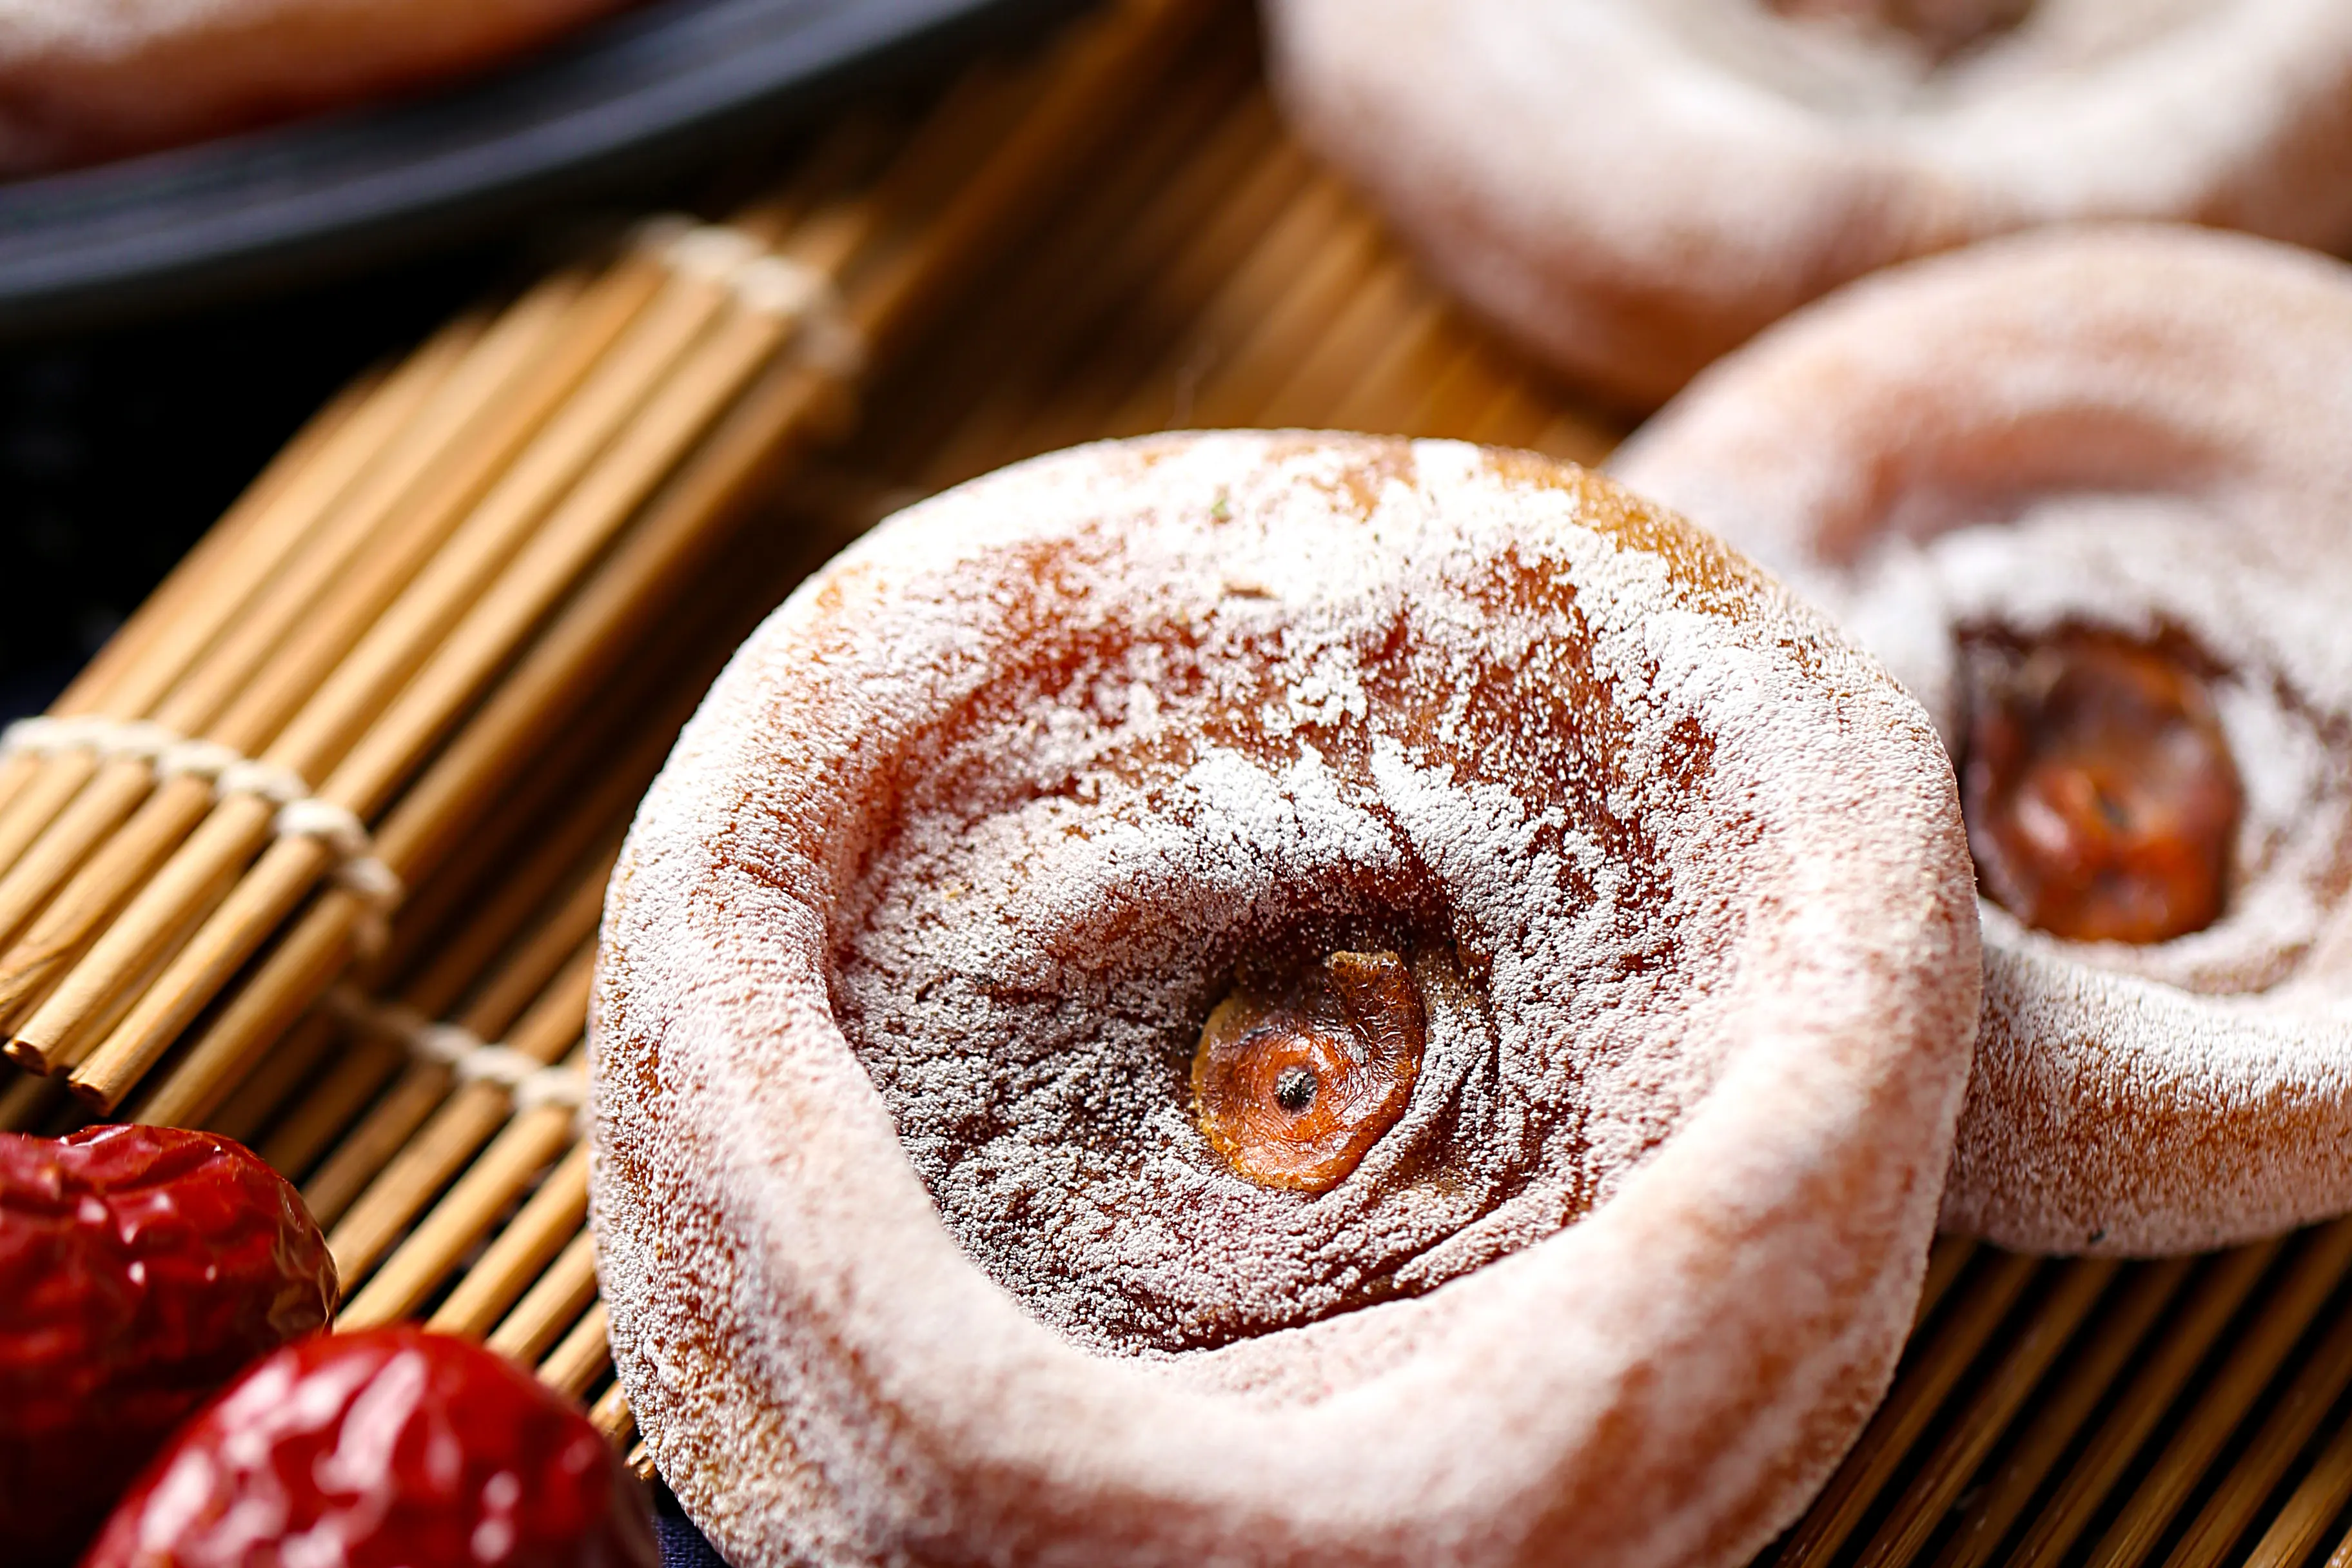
<box><xmin>0</xmin><ymin>251</ymin><xmax>507</xmax><ymax>720</ymax></box>
<box><xmin>0</xmin><ymin>0</ymin><xmax>1071</xmax><ymax>722</ymax></box>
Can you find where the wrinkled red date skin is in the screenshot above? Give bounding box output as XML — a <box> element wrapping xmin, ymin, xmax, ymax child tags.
<box><xmin>0</xmin><ymin>1124</ymin><xmax>335</xmax><ymax>1566</ymax></box>
<box><xmin>83</xmin><ymin>1326</ymin><xmax>661</xmax><ymax>1568</ymax></box>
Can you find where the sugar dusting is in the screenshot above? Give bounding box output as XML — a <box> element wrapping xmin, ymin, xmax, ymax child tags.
<box><xmin>829</xmin><ymin>437</ymin><xmax>1763</xmax><ymax>1357</ymax></box>
<box><xmin>1266</xmin><ymin>0</ymin><xmax>2352</xmax><ymax>404</ymax></box>
<box><xmin>1615</xmin><ymin>226</ymin><xmax>2352</xmax><ymax>1252</ymax></box>
<box><xmin>589</xmin><ymin>432</ymin><xmax>1983</xmax><ymax>1567</ymax></box>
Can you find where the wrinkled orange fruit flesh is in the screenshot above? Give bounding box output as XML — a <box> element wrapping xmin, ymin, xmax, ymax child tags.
<box><xmin>1191</xmin><ymin>950</ymin><xmax>1424</xmax><ymax>1193</ymax></box>
<box><xmin>1963</xmin><ymin>633</ymin><xmax>2241</xmax><ymax>945</ymax></box>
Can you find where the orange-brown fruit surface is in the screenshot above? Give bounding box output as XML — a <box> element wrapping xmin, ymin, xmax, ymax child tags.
<box><xmin>591</xmin><ymin>432</ymin><xmax>1986</xmax><ymax>1568</ymax></box>
<box><xmin>1963</xmin><ymin>633</ymin><xmax>2240</xmax><ymax>945</ymax></box>
<box><xmin>1193</xmin><ymin>950</ymin><xmax>1424</xmax><ymax>1192</ymax></box>
<box><xmin>1612</xmin><ymin>228</ymin><xmax>2352</xmax><ymax>1255</ymax></box>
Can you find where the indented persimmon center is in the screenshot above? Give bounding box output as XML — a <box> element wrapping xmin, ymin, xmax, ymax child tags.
<box><xmin>1962</xmin><ymin>632</ymin><xmax>2240</xmax><ymax>945</ymax></box>
<box><xmin>1191</xmin><ymin>950</ymin><xmax>1424</xmax><ymax>1193</ymax></box>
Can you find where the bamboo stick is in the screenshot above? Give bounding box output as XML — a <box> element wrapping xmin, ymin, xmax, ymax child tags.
<box><xmin>117</xmin><ymin>319</ymin><xmax>491</xmax><ymax>720</ymax></box>
<box><xmin>588</xmin><ymin>1383</ymin><xmax>634</xmax><ymax>1447</ymax></box>
<box><xmin>2003</xmin><ymin>1244</ymin><xmax>2282</xmax><ymax>1567</ymax></box>
<box><xmin>337</xmin><ymin>362</ymin><xmax>838</xmax><ymax>910</ymax></box>
<box><xmin>0</xmin><ymin>239</ymin><xmax>693</xmax><ymax>1070</ymax></box>
<box><xmin>0</xmin><ymin>337</ymin><xmax>465</xmax><ymax>881</ymax></box>
<box><xmin>1251</xmin><ymin>252</ymin><xmax>1424</xmax><ymax>432</ymax></box>
<box><xmin>370</xmin><ymin>778</ymin><xmax>619</xmax><ymax>993</ymax></box>
<box><xmin>1851</xmin><ymin>1260</ymin><xmax>2119</xmax><ymax>1568</ymax></box>
<box><xmin>0</xmin><ymin>284</ymin><xmax>617</xmax><ymax>1048</ymax></box>
<box><xmin>298</xmin><ymin>1044</ymin><xmax>475</xmax><ymax>1228</ymax></box>
<box><xmin>883</xmin><ymin>38</ymin><xmax>1266</xmax><ymax>484</ymax></box>
<box><xmin>126</xmin><ymin>505</ymin><xmax>687</xmax><ymax>1133</ymax></box>
<box><xmin>185</xmin><ymin>741</ymin><xmax>642</xmax><ymax>1145</ymax></box>
<box><xmin>228</xmin><ymin>695</ymin><xmax>658</xmax><ymax>1159</ymax></box>
<box><xmin>1770</xmin><ymin>1251</ymin><xmax>2042</xmax><ymax>1567</ymax></box>
<box><xmin>427</xmin><ymin>1142</ymin><xmax>592</xmax><ymax>1338</ymax></box>
<box><xmin>843</xmin><ymin>0</ymin><xmax>1223</xmax><ymax>373</ymax></box>
<box><xmin>338</xmin><ymin>1054</ymin><xmax>583</xmax><ymax>1329</ymax></box>
<box><xmin>31</xmin><ymin>366</ymin><xmax>383</xmax><ymax>723</ymax></box>
<box><xmin>324</xmin><ymin>946</ymin><xmax>592</xmax><ymax>1284</ymax></box>
<box><xmin>14</xmin><ymin>277</ymin><xmax>740</xmax><ymax>1070</ymax></box>
<box><xmin>1928</xmin><ymin>1260</ymin><xmax>2196</xmax><ymax>1568</ymax></box>
<box><xmin>52</xmin><ymin>302</ymin><xmax>792</xmax><ymax>1104</ymax></box>
<box><xmin>303</xmin><ymin>293</ymin><xmax>799</xmax><ymax>818</ymax></box>
<box><xmin>300</xmin><ymin>937</ymin><xmax>586</xmax><ymax>1228</ymax></box>
<box><xmin>1320</xmin><ymin>286</ymin><xmax>1458</xmax><ymax>433</ymax></box>
<box><xmin>0</xmin><ymin>773</ymin><xmax>224</xmax><ymax>1050</ymax></box>
<box><xmin>2079</xmin><ymin>1220</ymin><xmax>2352</xmax><ymax>1568</ymax></box>
<box><xmin>201</xmin><ymin>1012</ymin><xmax>344</xmax><ymax>1146</ymax></box>
<box><xmin>1100</xmin><ymin>153</ymin><xmax>1340</xmax><ymax>437</ymax></box>
<box><xmin>224</xmin><ymin>821</ymin><xmax>596</xmax><ymax>1165</ymax></box>
<box><xmin>0</xmin><ymin>769</ymin><xmax>205</xmax><ymax>972</ymax></box>
<box><xmin>2152</xmin><ymin>1279</ymin><xmax>2352</xmax><ymax>1566</ymax></box>
<box><xmin>242</xmin><ymin>839</ymin><xmax>618</xmax><ymax>1181</ymax></box>
<box><xmin>0</xmin><ymin>370</ymin><xmax>378</xmax><ymax>839</ymax></box>
<box><xmin>487</xmin><ymin>1228</ymin><xmax>600</xmax><ymax>1364</ymax></box>
<box><xmin>255</xmin><ymin>264</ymin><xmax>746</xmax><ymax>785</ymax></box>
<box><xmin>2253</xmin><ymin>1417</ymin><xmax>2352</xmax><ymax>1568</ymax></box>
<box><xmin>259</xmin><ymin>1029</ymin><xmax>409</xmax><ymax>1193</ymax></box>
<box><xmin>14</xmin><ymin>790</ymin><xmax>275</xmax><ymax>1076</ymax></box>
<box><xmin>157</xmin><ymin>345</ymin><xmax>839</xmax><ymax>1144</ymax></box>
<box><xmin>198</xmin><ymin>264</ymin><xmax>660</xmax><ymax>758</ymax></box>
<box><xmin>1181</xmin><ymin>201</ymin><xmax>1387</xmax><ymax>432</ymax></box>
<box><xmin>71</xmin><ymin>847</ymin><xmax>248</xmax><ymax>1065</ymax></box>
<box><xmin>953</xmin><ymin>78</ymin><xmax>1279</xmax><ymax>448</ymax></box>
<box><xmin>32</xmin><ymin>1</ymin><xmax>1217</xmax><ymax>1121</ymax></box>
<box><xmin>152</xmin><ymin>279</ymin><xmax>591</xmax><ymax>743</ymax></box>
<box><xmin>536</xmin><ymin>1299</ymin><xmax>612</xmax><ymax>1401</ymax></box>
<box><xmin>1400</xmin><ymin>336</ymin><xmax>1533</xmax><ymax>446</ymax></box>
<box><xmin>295</xmin><ymin>914</ymin><xmax>597</xmax><ymax>1220</ymax></box>
<box><xmin>155</xmin><ymin>653</ymin><xmax>681</xmax><ymax>1137</ymax></box>
<box><xmin>1222</xmin><ymin>270</ymin><xmax>1439</xmax><ymax>439</ymax></box>
<box><xmin>1912</xmin><ymin>1237</ymin><xmax>1977</xmax><ymax>1333</ymax></box>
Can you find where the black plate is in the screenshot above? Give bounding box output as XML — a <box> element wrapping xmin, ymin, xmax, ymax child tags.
<box><xmin>0</xmin><ymin>0</ymin><xmax>1078</xmax><ymax>338</ymax></box>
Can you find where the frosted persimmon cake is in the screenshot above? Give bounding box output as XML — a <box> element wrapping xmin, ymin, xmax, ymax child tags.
<box><xmin>589</xmin><ymin>433</ymin><xmax>1981</xmax><ymax>1567</ymax></box>
<box><xmin>1266</xmin><ymin>0</ymin><xmax>2352</xmax><ymax>406</ymax></box>
<box><xmin>1618</xmin><ymin>226</ymin><xmax>2352</xmax><ymax>1254</ymax></box>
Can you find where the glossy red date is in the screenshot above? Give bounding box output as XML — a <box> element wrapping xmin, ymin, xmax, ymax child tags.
<box><xmin>0</xmin><ymin>1124</ymin><xmax>336</xmax><ymax>1565</ymax></box>
<box><xmin>83</xmin><ymin>1326</ymin><xmax>660</xmax><ymax>1567</ymax></box>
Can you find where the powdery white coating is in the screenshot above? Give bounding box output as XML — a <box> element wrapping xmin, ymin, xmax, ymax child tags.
<box><xmin>590</xmin><ymin>433</ymin><xmax>1982</xmax><ymax>1567</ymax></box>
<box><xmin>1264</xmin><ymin>0</ymin><xmax>2352</xmax><ymax>407</ymax></box>
<box><xmin>1614</xmin><ymin>226</ymin><xmax>2352</xmax><ymax>1255</ymax></box>
<box><xmin>0</xmin><ymin>0</ymin><xmax>626</xmax><ymax>173</ymax></box>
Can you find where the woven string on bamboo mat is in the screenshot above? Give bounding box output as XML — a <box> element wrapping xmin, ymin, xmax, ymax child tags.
<box><xmin>6</xmin><ymin>1</ymin><xmax>2352</xmax><ymax>1564</ymax></box>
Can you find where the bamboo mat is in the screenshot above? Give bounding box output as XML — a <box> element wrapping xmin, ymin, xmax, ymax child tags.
<box><xmin>13</xmin><ymin>2</ymin><xmax>2352</xmax><ymax>1564</ymax></box>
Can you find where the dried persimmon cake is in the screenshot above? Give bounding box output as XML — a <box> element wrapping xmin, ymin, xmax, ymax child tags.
<box><xmin>1617</xmin><ymin>225</ymin><xmax>2352</xmax><ymax>1254</ymax></box>
<box><xmin>1266</xmin><ymin>0</ymin><xmax>2352</xmax><ymax>406</ymax></box>
<box><xmin>590</xmin><ymin>432</ymin><xmax>1981</xmax><ymax>1568</ymax></box>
